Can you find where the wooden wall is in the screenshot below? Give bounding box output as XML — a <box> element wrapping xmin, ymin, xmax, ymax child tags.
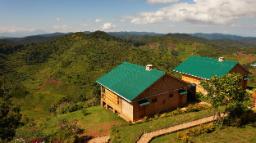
<box><xmin>101</xmin><ymin>88</ymin><xmax>122</xmax><ymax>113</ymax></box>
<box><xmin>132</xmin><ymin>75</ymin><xmax>188</xmax><ymax>121</ymax></box>
<box><xmin>121</xmin><ymin>99</ymin><xmax>133</xmax><ymax>121</ymax></box>
<box><xmin>101</xmin><ymin>87</ymin><xmax>134</xmax><ymax>121</ymax></box>
<box><xmin>181</xmin><ymin>75</ymin><xmax>207</xmax><ymax>94</ymax></box>
<box><xmin>230</xmin><ymin>64</ymin><xmax>249</xmax><ymax>89</ymax></box>
<box><xmin>252</xmin><ymin>91</ymin><xmax>256</xmax><ymax>107</ymax></box>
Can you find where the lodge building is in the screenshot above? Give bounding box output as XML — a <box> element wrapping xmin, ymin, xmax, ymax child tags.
<box><xmin>174</xmin><ymin>56</ymin><xmax>249</xmax><ymax>94</ymax></box>
<box><xmin>96</xmin><ymin>62</ymin><xmax>188</xmax><ymax>122</ymax></box>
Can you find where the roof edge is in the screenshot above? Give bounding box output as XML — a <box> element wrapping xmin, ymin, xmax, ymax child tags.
<box><xmin>173</xmin><ymin>69</ymin><xmax>209</xmax><ymax>80</ymax></box>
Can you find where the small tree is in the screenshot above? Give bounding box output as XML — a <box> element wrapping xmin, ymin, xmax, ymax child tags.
<box><xmin>50</xmin><ymin>119</ymin><xmax>83</xmax><ymax>142</ymax></box>
<box><xmin>201</xmin><ymin>73</ymin><xmax>249</xmax><ymax>126</ymax></box>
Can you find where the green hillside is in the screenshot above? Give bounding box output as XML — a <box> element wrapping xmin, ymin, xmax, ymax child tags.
<box><xmin>1</xmin><ymin>31</ymin><xmax>256</xmax><ymax>142</ymax></box>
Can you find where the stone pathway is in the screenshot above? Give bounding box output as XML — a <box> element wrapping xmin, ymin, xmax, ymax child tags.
<box><xmin>87</xmin><ymin>136</ymin><xmax>110</xmax><ymax>143</ymax></box>
<box><xmin>137</xmin><ymin>114</ymin><xmax>225</xmax><ymax>143</ymax></box>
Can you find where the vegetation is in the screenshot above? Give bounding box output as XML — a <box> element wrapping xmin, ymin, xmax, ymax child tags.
<box><xmin>151</xmin><ymin>124</ymin><xmax>256</xmax><ymax>143</ymax></box>
<box><xmin>201</xmin><ymin>74</ymin><xmax>250</xmax><ymax>126</ymax></box>
<box><xmin>0</xmin><ymin>31</ymin><xmax>255</xmax><ymax>142</ymax></box>
<box><xmin>110</xmin><ymin>107</ymin><xmax>214</xmax><ymax>143</ymax></box>
<box><xmin>151</xmin><ymin>74</ymin><xmax>256</xmax><ymax>143</ymax></box>
<box><xmin>0</xmin><ymin>78</ymin><xmax>22</xmax><ymax>142</ymax></box>
<box><xmin>176</xmin><ymin>123</ymin><xmax>215</xmax><ymax>143</ymax></box>
<box><xmin>15</xmin><ymin>106</ymin><xmax>126</xmax><ymax>142</ymax></box>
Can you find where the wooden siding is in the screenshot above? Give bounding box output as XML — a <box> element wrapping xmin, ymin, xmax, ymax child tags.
<box><xmin>101</xmin><ymin>87</ymin><xmax>134</xmax><ymax>122</ymax></box>
<box><xmin>231</xmin><ymin>64</ymin><xmax>249</xmax><ymax>75</ymax></box>
<box><xmin>132</xmin><ymin>75</ymin><xmax>188</xmax><ymax>121</ymax></box>
<box><xmin>252</xmin><ymin>91</ymin><xmax>256</xmax><ymax>107</ymax></box>
<box><xmin>181</xmin><ymin>75</ymin><xmax>207</xmax><ymax>94</ymax></box>
<box><xmin>230</xmin><ymin>64</ymin><xmax>249</xmax><ymax>89</ymax></box>
<box><xmin>121</xmin><ymin>99</ymin><xmax>133</xmax><ymax>121</ymax></box>
<box><xmin>101</xmin><ymin>88</ymin><xmax>122</xmax><ymax>113</ymax></box>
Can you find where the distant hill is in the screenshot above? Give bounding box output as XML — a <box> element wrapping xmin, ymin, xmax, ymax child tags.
<box><xmin>0</xmin><ymin>31</ymin><xmax>161</xmax><ymax>44</ymax></box>
<box><xmin>0</xmin><ymin>32</ymin><xmax>67</xmax><ymax>44</ymax></box>
<box><xmin>0</xmin><ymin>36</ymin><xmax>9</xmax><ymax>39</ymax></box>
<box><xmin>3</xmin><ymin>32</ymin><xmax>256</xmax><ymax>45</ymax></box>
<box><xmin>193</xmin><ymin>33</ymin><xmax>256</xmax><ymax>42</ymax></box>
<box><xmin>192</xmin><ymin>33</ymin><xmax>246</xmax><ymax>40</ymax></box>
<box><xmin>109</xmin><ymin>31</ymin><xmax>162</xmax><ymax>37</ymax></box>
<box><xmin>191</xmin><ymin>33</ymin><xmax>256</xmax><ymax>47</ymax></box>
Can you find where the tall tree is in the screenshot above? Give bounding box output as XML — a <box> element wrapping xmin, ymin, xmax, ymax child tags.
<box><xmin>201</xmin><ymin>73</ymin><xmax>249</xmax><ymax>126</ymax></box>
<box><xmin>0</xmin><ymin>78</ymin><xmax>22</xmax><ymax>142</ymax></box>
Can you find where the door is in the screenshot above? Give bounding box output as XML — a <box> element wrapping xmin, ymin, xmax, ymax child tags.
<box><xmin>187</xmin><ymin>84</ymin><xmax>196</xmax><ymax>102</ymax></box>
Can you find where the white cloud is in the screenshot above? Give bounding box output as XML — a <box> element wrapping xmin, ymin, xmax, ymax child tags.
<box><xmin>53</xmin><ymin>17</ymin><xmax>73</xmax><ymax>32</ymax></box>
<box><xmin>131</xmin><ymin>0</ymin><xmax>256</xmax><ymax>25</ymax></box>
<box><xmin>0</xmin><ymin>26</ymin><xmax>35</xmax><ymax>33</ymax></box>
<box><xmin>147</xmin><ymin>0</ymin><xmax>179</xmax><ymax>4</ymax></box>
<box><xmin>56</xmin><ymin>17</ymin><xmax>61</xmax><ymax>22</ymax></box>
<box><xmin>101</xmin><ymin>22</ymin><xmax>115</xmax><ymax>31</ymax></box>
<box><xmin>53</xmin><ymin>24</ymin><xmax>72</xmax><ymax>32</ymax></box>
<box><xmin>95</xmin><ymin>18</ymin><xmax>102</xmax><ymax>23</ymax></box>
<box><xmin>80</xmin><ymin>23</ymin><xmax>88</xmax><ymax>27</ymax></box>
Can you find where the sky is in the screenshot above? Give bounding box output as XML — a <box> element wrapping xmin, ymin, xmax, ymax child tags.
<box><xmin>1</xmin><ymin>0</ymin><xmax>256</xmax><ymax>37</ymax></box>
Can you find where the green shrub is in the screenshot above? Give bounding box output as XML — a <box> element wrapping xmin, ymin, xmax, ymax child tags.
<box><xmin>168</xmin><ymin>103</ymin><xmax>209</xmax><ymax>117</ymax></box>
<box><xmin>79</xmin><ymin>94</ymin><xmax>87</xmax><ymax>102</ymax></box>
<box><xmin>49</xmin><ymin>104</ymin><xmax>57</xmax><ymax>113</ymax></box>
<box><xmin>177</xmin><ymin>132</ymin><xmax>191</xmax><ymax>143</ymax></box>
<box><xmin>186</xmin><ymin>104</ymin><xmax>210</xmax><ymax>112</ymax></box>
<box><xmin>48</xmin><ymin>119</ymin><xmax>84</xmax><ymax>142</ymax></box>
<box><xmin>177</xmin><ymin>124</ymin><xmax>215</xmax><ymax>143</ymax></box>
<box><xmin>81</xmin><ymin>109</ymin><xmax>90</xmax><ymax>116</ymax></box>
<box><xmin>49</xmin><ymin>97</ymin><xmax>84</xmax><ymax>114</ymax></box>
<box><xmin>195</xmin><ymin>93</ymin><xmax>207</xmax><ymax>102</ymax></box>
<box><xmin>68</xmin><ymin>103</ymin><xmax>83</xmax><ymax>113</ymax></box>
<box><xmin>226</xmin><ymin>106</ymin><xmax>256</xmax><ymax>126</ymax></box>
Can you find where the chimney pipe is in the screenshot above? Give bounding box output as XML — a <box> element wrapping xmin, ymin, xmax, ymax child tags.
<box><xmin>146</xmin><ymin>64</ymin><xmax>153</xmax><ymax>71</ymax></box>
<box><xmin>218</xmin><ymin>57</ymin><xmax>224</xmax><ymax>62</ymax></box>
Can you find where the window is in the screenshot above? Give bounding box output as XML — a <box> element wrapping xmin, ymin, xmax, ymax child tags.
<box><xmin>152</xmin><ymin>98</ymin><xmax>157</xmax><ymax>103</ymax></box>
<box><xmin>243</xmin><ymin>75</ymin><xmax>249</xmax><ymax>81</ymax></box>
<box><xmin>138</xmin><ymin>98</ymin><xmax>150</xmax><ymax>107</ymax></box>
<box><xmin>178</xmin><ymin>89</ymin><xmax>187</xmax><ymax>95</ymax></box>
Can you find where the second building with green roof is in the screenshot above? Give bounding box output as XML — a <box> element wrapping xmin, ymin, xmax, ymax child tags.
<box><xmin>173</xmin><ymin>56</ymin><xmax>249</xmax><ymax>94</ymax></box>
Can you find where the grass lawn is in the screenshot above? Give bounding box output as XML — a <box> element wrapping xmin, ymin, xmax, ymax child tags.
<box><xmin>13</xmin><ymin>69</ymin><xmax>129</xmax><ymax>139</ymax></box>
<box><xmin>151</xmin><ymin>125</ymin><xmax>256</xmax><ymax>143</ymax></box>
<box><xmin>16</xmin><ymin>106</ymin><xmax>127</xmax><ymax>139</ymax></box>
<box><xmin>110</xmin><ymin>109</ymin><xmax>214</xmax><ymax>143</ymax></box>
<box><xmin>42</xmin><ymin>106</ymin><xmax>127</xmax><ymax>137</ymax></box>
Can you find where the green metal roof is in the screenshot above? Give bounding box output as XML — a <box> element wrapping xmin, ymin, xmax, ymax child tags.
<box><xmin>96</xmin><ymin>62</ymin><xmax>165</xmax><ymax>102</ymax></box>
<box><xmin>174</xmin><ymin>56</ymin><xmax>238</xmax><ymax>80</ymax></box>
